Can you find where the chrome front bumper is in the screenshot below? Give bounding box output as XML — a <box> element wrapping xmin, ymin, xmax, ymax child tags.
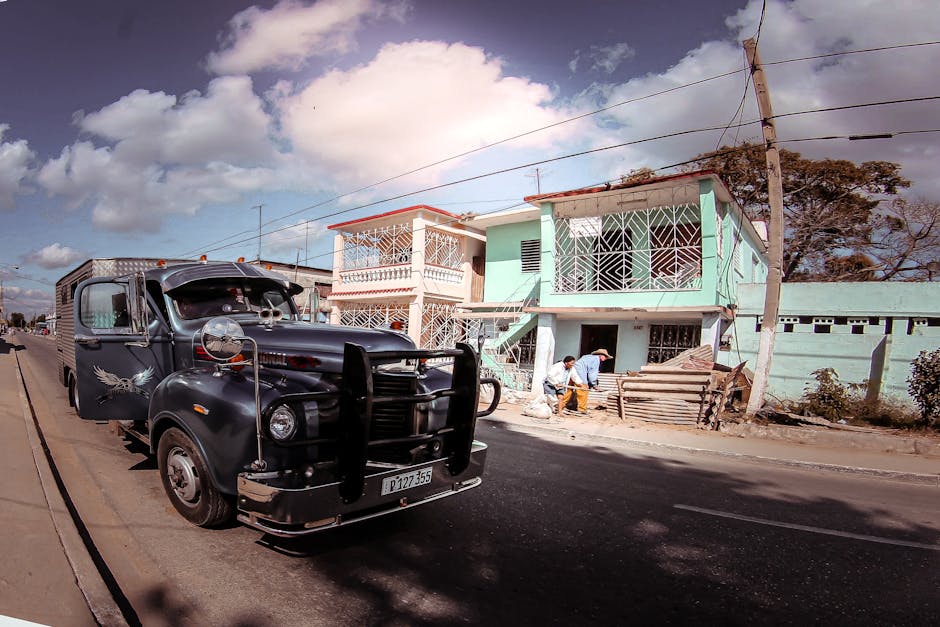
<box><xmin>236</xmin><ymin>441</ymin><xmax>488</xmax><ymax>537</ymax></box>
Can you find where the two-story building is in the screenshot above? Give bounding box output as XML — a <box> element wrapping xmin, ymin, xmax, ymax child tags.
<box><xmin>327</xmin><ymin>205</ymin><xmax>485</xmax><ymax>348</ymax></box>
<box><xmin>466</xmin><ymin>170</ymin><xmax>769</xmax><ymax>392</ymax></box>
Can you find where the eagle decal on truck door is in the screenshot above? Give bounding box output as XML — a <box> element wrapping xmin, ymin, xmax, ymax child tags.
<box><xmin>94</xmin><ymin>365</ymin><xmax>155</xmax><ymax>403</ymax></box>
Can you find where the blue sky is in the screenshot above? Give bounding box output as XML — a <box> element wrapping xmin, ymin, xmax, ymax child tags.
<box><xmin>1</xmin><ymin>0</ymin><xmax>938</xmax><ymax>316</ymax></box>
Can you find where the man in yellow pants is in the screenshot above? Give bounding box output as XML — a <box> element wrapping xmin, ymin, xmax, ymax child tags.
<box><xmin>564</xmin><ymin>349</ymin><xmax>613</xmax><ymax>415</ymax></box>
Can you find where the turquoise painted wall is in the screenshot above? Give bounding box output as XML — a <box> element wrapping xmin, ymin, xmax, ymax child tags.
<box><xmin>482</xmin><ymin>220</ymin><xmax>541</xmax><ymax>303</ymax></box>
<box><xmin>724</xmin><ymin>282</ymin><xmax>940</xmax><ymax>401</ymax></box>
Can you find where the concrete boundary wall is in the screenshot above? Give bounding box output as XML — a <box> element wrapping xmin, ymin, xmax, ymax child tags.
<box><xmin>724</xmin><ymin>282</ymin><xmax>940</xmax><ymax>401</ymax></box>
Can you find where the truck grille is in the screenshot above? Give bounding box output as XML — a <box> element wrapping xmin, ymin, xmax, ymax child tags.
<box><xmin>371</xmin><ymin>374</ymin><xmax>417</xmax><ymax>440</ymax></box>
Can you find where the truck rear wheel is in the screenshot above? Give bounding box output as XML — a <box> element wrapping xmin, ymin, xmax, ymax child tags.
<box><xmin>157</xmin><ymin>427</ymin><xmax>232</xmax><ymax>527</ymax></box>
<box><xmin>68</xmin><ymin>372</ymin><xmax>81</xmax><ymax>416</ymax></box>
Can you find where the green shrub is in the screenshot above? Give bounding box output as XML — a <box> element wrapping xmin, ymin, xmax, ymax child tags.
<box><xmin>802</xmin><ymin>368</ymin><xmax>851</xmax><ymax>420</ymax></box>
<box><xmin>908</xmin><ymin>349</ymin><xmax>940</xmax><ymax>427</ymax></box>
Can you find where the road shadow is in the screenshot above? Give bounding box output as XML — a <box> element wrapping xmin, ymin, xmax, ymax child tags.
<box><xmin>248</xmin><ymin>420</ymin><xmax>940</xmax><ymax>626</ymax></box>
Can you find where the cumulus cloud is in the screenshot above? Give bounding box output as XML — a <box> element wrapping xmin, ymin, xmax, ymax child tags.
<box><xmin>0</xmin><ymin>125</ymin><xmax>35</xmax><ymax>209</ymax></box>
<box><xmin>36</xmin><ymin>76</ymin><xmax>287</xmax><ymax>231</ymax></box>
<box><xmin>569</xmin><ymin>43</ymin><xmax>635</xmax><ymax>75</ymax></box>
<box><xmin>275</xmin><ymin>40</ymin><xmax>574</xmax><ymax>187</ymax></box>
<box><xmin>0</xmin><ymin>286</ymin><xmax>53</xmax><ymax>315</ymax></box>
<box><xmin>207</xmin><ymin>0</ymin><xmax>408</xmax><ymax>75</ymax></box>
<box><xmin>263</xmin><ymin>220</ymin><xmax>328</xmax><ymax>256</ymax></box>
<box><xmin>23</xmin><ymin>243</ymin><xmax>86</xmax><ymax>269</ymax></box>
<box><xmin>578</xmin><ymin>0</ymin><xmax>940</xmax><ymax>200</ymax></box>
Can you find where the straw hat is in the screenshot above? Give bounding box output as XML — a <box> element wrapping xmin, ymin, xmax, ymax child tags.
<box><xmin>592</xmin><ymin>348</ymin><xmax>613</xmax><ymax>358</ymax></box>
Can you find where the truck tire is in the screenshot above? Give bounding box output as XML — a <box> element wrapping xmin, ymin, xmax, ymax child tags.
<box><xmin>68</xmin><ymin>372</ymin><xmax>81</xmax><ymax>416</ymax></box>
<box><xmin>157</xmin><ymin>427</ymin><xmax>233</xmax><ymax>527</ymax></box>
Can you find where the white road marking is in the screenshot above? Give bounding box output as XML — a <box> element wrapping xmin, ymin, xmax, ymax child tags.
<box><xmin>674</xmin><ymin>504</ymin><xmax>940</xmax><ymax>551</ymax></box>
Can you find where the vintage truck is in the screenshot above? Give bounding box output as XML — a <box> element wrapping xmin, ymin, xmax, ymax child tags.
<box><xmin>56</xmin><ymin>258</ymin><xmax>499</xmax><ymax>536</ymax></box>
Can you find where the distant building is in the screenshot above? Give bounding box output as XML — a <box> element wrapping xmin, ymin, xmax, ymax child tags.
<box><xmin>251</xmin><ymin>259</ymin><xmax>333</xmax><ymax>319</ymax></box>
<box><xmin>327</xmin><ymin>205</ymin><xmax>485</xmax><ymax>347</ymax></box>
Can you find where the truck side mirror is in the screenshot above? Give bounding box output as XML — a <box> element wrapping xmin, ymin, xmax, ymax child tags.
<box><xmin>200</xmin><ymin>317</ymin><xmax>246</xmax><ymax>361</ymax></box>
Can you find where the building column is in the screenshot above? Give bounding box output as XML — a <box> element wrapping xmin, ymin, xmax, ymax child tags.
<box><xmin>530</xmin><ymin>313</ymin><xmax>557</xmax><ymax>393</ymax></box>
<box><xmin>701</xmin><ymin>311</ymin><xmax>723</xmax><ymax>360</ymax></box>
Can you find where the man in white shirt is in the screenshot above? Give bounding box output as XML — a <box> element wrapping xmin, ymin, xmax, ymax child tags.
<box><xmin>543</xmin><ymin>355</ymin><xmax>576</xmax><ymax>414</ymax></box>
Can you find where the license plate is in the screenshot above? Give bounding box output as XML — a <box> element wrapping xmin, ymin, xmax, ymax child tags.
<box><xmin>381</xmin><ymin>467</ymin><xmax>434</xmax><ymax>496</ymax></box>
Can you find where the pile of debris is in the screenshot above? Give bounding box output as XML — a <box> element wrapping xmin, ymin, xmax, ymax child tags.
<box><xmin>604</xmin><ymin>345</ymin><xmax>750</xmax><ymax>428</ymax></box>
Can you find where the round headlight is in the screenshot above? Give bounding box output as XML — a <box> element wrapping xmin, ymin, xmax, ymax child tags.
<box><xmin>269</xmin><ymin>404</ymin><xmax>298</xmax><ymax>441</ymax></box>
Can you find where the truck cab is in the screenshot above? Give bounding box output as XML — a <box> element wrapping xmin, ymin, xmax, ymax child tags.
<box><xmin>60</xmin><ymin>259</ymin><xmax>499</xmax><ymax>536</ymax></box>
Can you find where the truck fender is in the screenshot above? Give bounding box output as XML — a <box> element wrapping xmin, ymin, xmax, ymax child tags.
<box><xmin>148</xmin><ymin>368</ymin><xmax>260</xmax><ymax>496</ymax></box>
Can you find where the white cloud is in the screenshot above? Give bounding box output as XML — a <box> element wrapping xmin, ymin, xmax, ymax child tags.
<box><xmin>569</xmin><ymin>43</ymin><xmax>636</xmax><ymax>75</ymax></box>
<box><xmin>24</xmin><ymin>243</ymin><xmax>86</xmax><ymax>269</ymax></box>
<box><xmin>0</xmin><ymin>286</ymin><xmax>53</xmax><ymax>315</ymax></box>
<box><xmin>275</xmin><ymin>40</ymin><xmax>574</xmax><ymax>187</ymax></box>
<box><xmin>579</xmin><ymin>0</ymin><xmax>940</xmax><ymax>200</ymax></box>
<box><xmin>0</xmin><ymin>125</ymin><xmax>35</xmax><ymax>209</ymax></box>
<box><xmin>36</xmin><ymin>77</ymin><xmax>288</xmax><ymax>232</ymax></box>
<box><xmin>263</xmin><ymin>220</ymin><xmax>328</xmax><ymax>257</ymax></box>
<box><xmin>206</xmin><ymin>0</ymin><xmax>407</xmax><ymax>75</ymax></box>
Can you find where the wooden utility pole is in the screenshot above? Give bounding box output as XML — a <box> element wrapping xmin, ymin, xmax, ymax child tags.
<box><xmin>744</xmin><ymin>37</ymin><xmax>785</xmax><ymax>416</ymax></box>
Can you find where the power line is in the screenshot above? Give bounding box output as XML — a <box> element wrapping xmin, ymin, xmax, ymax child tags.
<box><xmin>253</xmin><ymin>127</ymin><xmax>940</xmax><ymax>269</ymax></box>
<box><xmin>182</xmin><ymin>40</ymin><xmax>940</xmax><ymax>258</ymax></box>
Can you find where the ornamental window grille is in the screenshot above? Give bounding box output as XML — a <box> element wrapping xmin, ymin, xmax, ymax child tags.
<box><xmin>647</xmin><ymin>324</ymin><xmax>701</xmax><ymax>363</ymax></box>
<box><xmin>554</xmin><ymin>204</ymin><xmax>702</xmax><ymax>292</ymax></box>
<box><xmin>342</xmin><ymin>224</ymin><xmax>413</xmax><ymax>270</ymax></box>
<box><xmin>425</xmin><ymin>229</ymin><xmax>462</xmax><ymax>269</ymax></box>
<box><xmin>339</xmin><ymin>303</ymin><xmax>409</xmax><ymax>330</ymax></box>
<box><xmin>421</xmin><ymin>303</ymin><xmax>463</xmax><ymax>350</ymax></box>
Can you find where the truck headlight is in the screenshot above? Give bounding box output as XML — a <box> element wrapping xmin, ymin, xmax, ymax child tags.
<box><xmin>269</xmin><ymin>404</ymin><xmax>298</xmax><ymax>441</ymax></box>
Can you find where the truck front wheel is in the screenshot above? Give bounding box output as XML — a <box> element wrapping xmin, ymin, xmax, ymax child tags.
<box><xmin>157</xmin><ymin>427</ymin><xmax>232</xmax><ymax>527</ymax></box>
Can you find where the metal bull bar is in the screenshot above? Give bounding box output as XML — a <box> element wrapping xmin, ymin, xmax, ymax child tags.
<box><xmin>257</xmin><ymin>341</ymin><xmax>500</xmax><ymax>505</ymax></box>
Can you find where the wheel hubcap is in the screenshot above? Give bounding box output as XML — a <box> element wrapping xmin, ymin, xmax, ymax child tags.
<box><xmin>166</xmin><ymin>446</ymin><xmax>200</xmax><ymax>505</ymax></box>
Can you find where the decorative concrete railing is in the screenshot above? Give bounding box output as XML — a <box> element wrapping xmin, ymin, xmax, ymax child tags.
<box><xmin>339</xmin><ymin>265</ymin><xmax>411</xmax><ymax>283</ymax></box>
<box><xmin>425</xmin><ymin>265</ymin><xmax>463</xmax><ymax>284</ymax></box>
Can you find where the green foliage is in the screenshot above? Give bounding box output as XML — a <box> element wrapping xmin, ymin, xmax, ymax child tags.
<box><xmin>802</xmin><ymin>368</ymin><xmax>851</xmax><ymax>420</ymax></box>
<box><xmin>908</xmin><ymin>349</ymin><xmax>940</xmax><ymax>427</ymax></box>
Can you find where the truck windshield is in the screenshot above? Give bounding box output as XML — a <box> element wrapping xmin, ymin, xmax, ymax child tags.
<box><xmin>172</xmin><ymin>280</ymin><xmax>297</xmax><ymax>321</ymax></box>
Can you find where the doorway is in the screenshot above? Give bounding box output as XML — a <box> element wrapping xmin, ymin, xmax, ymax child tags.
<box><xmin>579</xmin><ymin>324</ymin><xmax>618</xmax><ymax>373</ymax></box>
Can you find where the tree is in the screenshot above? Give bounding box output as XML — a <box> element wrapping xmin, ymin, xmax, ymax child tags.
<box><xmin>10</xmin><ymin>312</ymin><xmax>24</xmax><ymax>328</ymax></box>
<box><xmin>867</xmin><ymin>198</ymin><xmax>940</xmax><ymax>281</ymax></box>
<box><xmin>688</xmin><ymin>143</ymin><xmax>914</xmax><ymax>281</ymax></box>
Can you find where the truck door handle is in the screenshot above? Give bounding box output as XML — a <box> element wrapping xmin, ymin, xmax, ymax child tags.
<box><xmin>75</xmin><ymin>335</ymin><xmax>101</xmax><ymax>346</ymax></box>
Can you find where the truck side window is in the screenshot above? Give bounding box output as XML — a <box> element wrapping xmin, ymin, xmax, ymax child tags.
<box><xmin>80</xmin><ymin>283</ymin><xmax>131</xmax><ymax>330</ymax></box>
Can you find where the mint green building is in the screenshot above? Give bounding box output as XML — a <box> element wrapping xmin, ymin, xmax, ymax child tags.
<box><xmin>728</xmin><ymin>282</ymin><xmax>940</xmax><ymax>401</ymax></box>
<box><xmin>466</xmin><ymin>171</ymin><xmax>769</xmax><ymax>390</ymax></box>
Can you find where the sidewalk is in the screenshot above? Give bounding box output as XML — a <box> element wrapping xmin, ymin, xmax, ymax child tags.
<box><xmin>482</xmin><ymin>402</ymin><xmax>940</xmax><ymax>486</ymax></box>
<box><xmin>0</xmin><ymin>338</ymin><xmax>114</xmax><ymax>626</ymax></box>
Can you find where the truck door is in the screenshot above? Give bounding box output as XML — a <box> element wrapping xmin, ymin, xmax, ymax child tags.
<box><xmin>72</xmin><ymin>277</ymin><xmax>166</xmax><ymax>421</ymax></box>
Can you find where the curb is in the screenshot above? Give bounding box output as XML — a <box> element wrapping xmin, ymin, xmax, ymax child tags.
<box><xmin>13</xmin><ymin>352</ymin><xmax>129</xmax><ymax>626</ymax></box>
<box><xmin>481</xmin><ymin>416</ymin><xmax>940</xmax><ymax>487</ymax></box>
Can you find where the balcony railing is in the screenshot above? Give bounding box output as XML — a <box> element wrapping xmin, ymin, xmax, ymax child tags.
<box><xmin>340</xmin><ymin>265</ymin><xmax>411</xmax><ymax>284</ymax></box>
<box><xmin>554</xmin><ymin>203</ymin><xmax>703</xmax><ymax>293</ymax></box>
<box><xmin>425</xmin><ymin>265</ymin><xmax>463</xmax><ymax>284</ymax></box>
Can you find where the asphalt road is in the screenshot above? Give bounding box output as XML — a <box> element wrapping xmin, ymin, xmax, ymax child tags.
<box><xmin>15</xmin><ymin>332</ymin><xmax>940</xmax><ymax>626</ymax></box>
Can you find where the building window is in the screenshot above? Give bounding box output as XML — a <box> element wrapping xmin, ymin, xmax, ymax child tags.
<box><xmin>521</xmin><ymin>239</ymin><xmax>540</xmax><ymax>272</ymax></box>
<box><xmin>647</xmin><ymin>324</ymin><xmax>701</xmax><ymax>363</ymax></box>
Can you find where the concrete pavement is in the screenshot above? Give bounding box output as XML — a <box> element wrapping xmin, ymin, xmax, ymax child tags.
<box><xmin>0</xmin><ymin>334</ymin><xmax>123</xmax><ymax>626</ymax></box>
<box><xmin>1</xmin><ymin>329</ymin><xmax>937</xmax><ymax>625</ymax></box>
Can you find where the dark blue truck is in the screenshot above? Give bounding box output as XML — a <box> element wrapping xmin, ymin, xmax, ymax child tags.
<box><xmin>55</xmin><ymin>258</ymin><xmax>498</xmax><ymax>536</ymax></box>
